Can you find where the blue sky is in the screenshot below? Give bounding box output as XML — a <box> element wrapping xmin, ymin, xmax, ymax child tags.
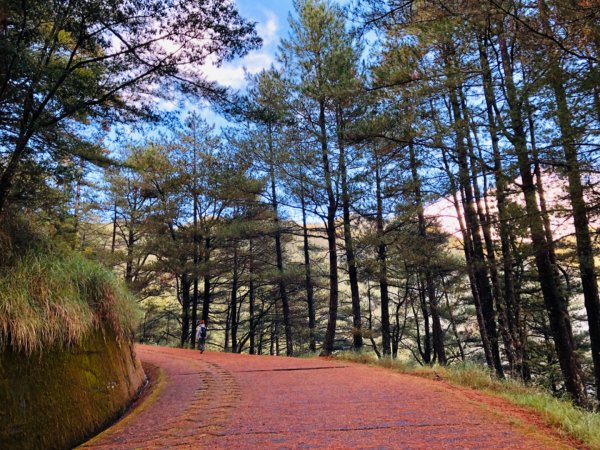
<box><xmin>161</xmin><ymin>0</ymin><xmax>296</xmax><ymax>126</ymax></box>
<box><xmin>216</xmin><ymin>0</ymin><xmax>352</xmax><ymax>89</ymax></box>
<box><xmin>202</xmin><ymin>0</ymin><xmax>294</xmax><ymax>90</ymax></box>
<box><xmin>109</xmin><ymin>2</ymin><xmax>297</xmax><ymax>146</ymax></box>
<box><xmin>155</xmin><ymin>0</ymin><xmax>362</xmax><ymax>128</ymax></box>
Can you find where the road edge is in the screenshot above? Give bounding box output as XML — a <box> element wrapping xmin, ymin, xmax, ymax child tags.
<box><xmin>77</xmin><ymin>363</ymin><xmax>166</xmax><ymax>448</ymax></box>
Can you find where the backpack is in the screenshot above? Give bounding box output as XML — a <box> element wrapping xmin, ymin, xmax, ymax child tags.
<box><xmin>200</xmin><ymin>326</ymin><xmax>207</xmax><ymax>338</ymax></box>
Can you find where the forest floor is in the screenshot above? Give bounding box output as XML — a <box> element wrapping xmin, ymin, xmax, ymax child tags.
<box><xmin>79</xmin><ymin>345</ymin><xmax>585</xmax><ymax>449</ymax></box>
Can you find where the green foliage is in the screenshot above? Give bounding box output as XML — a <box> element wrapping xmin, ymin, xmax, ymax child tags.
<box><xmin>0</xmin><ymin>0</ymin><xmax>261</xmax><ymax>213</ymax></box>
<box><xmin>0</xmin><ymin>218</ymin><xmax>140</xmax><ymax>354</ymax></box>
<box><xmin>282</xmin><ymin>0</ymin><xmax>360</xmax><ymax>101</ymax></box>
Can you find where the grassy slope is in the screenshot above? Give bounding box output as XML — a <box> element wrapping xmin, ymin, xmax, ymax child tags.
<box><xmin>0</xmin><ymin>251</ymin><xmax>140</xmax><ymax>354</ymax></box>
<box><xmin>335</xmin><ymin>353</ymin><xmax>600</xmax><ymax>449</ymax></box>
<box><xmin>0</xmin><ymin>229</ymin><xmax>145</xmax><ymax>449</ymax></box>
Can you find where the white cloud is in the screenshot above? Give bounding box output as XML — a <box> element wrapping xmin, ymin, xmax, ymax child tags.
<box><xmin>198</xmin><ymin>9</ymin><xmax>280</xmax><ymax>90</ymax></box>
<box><xmin>201</xmin><ymin>51</ymin><xmax>274</xmax><ymax>89</ymax></box>
<box><xmin>157</xmin><ymin>99</ymin><xmax>177</xmax><ymax>112</ymax></box>
<box><xmin>256</xmin><ymin>11</ymin><xmax>279</xmax><ymax>46</ymax></box>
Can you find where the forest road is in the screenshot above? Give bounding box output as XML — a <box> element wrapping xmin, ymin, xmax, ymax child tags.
<box><xmin>80</xmin><ymin>345</ymin><xmax>578</xmax><ymax>449</ymax></box>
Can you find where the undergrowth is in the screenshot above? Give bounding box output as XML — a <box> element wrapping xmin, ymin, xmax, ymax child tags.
<box><xmin>335</xmin><ymin>352</ymin><xmax>600</xmax><ymax>449</ymax></box>
<box><xmin>0</xmin><ymin>217</ymin><xmax>140</xmax><ymax>354</ymax></box>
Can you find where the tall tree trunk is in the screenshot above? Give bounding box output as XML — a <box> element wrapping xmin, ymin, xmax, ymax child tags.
<box><xmin>258</xmin><ymin>297</ymin><xmax>266</xmax><ymax>355</ymax></box>
<box><xmin>444</xmin><ymin>68</ymin><xmax>503</xmax><ymax>377</ymax></box>
<box><xmin>300</xmin><ymin>177</ymin><xmax>316</xmax><ymax>352</ymax></box>
<box><xmin>535</xmin><ymin>0</ymin><xmax>600</xmax><ymax>398</ymax></box>
<box><xmin>224</xmin><ymin>299</ymin><xmax>231</xmax><ymax>352</ymax></box>
<box><xmin>273</xmin><ymin>304</ymin><xmax>280</xmax><ymax>356</ymax></box>
<box><xmin>525</xmin><ymin>97</ymin><xmax>557</xmax><ymax>266</ymax></box>
<box><xmin>230</xmin><ymin>244</ymin><xmax>239</xmax><ymax>353</ymax></box>
<box><xmin>274</xmin><ymin>226</ymin><xmax>293</xmax><ymax>353</ymax></box>
<box><xmin>191</xmin><ymin>139</ymin><xmax>200</xmax><ymax>348</ymax></box>
<box><xmin>374</xmin><ymin>150</ymin><xmax>391</xmax><ymax>356</ymax></box>
<box><xmin>418</xmin><ymin>274</ymin><xmax>432</xmax><ymax>364</ymax></box>
<box><xmin>180</xmin><ymin>273</ymin><xmax>191</xmax><ymax>348</ymax></box>
<box><xmin>201</xmin><ymin>237</ymin><xmax>211</xmax><ymax>324</ymax></box>
<box><xmin>337</xmin><ymin>106</ymin><xmax>363</xmax><ymax>350</ymax></box>
<box><xmin>461</xmin><ymin>89</ymin><xmax>514</xmax><ymax>374</ymax></box>
<box><xmin>409</xmin><ymin>141</ymin><xmax>446</xmax><ymax>364</ymax></box>
<box><xmin>191</xmin><ymin>270</ymin><xmax>199</xmax><ymax>348</ymax></box>
<box><xmin>442</xmin><ymin>275</ymin><xmax>465</xmax><ymax>361</ymax></box>
<box><xmin>391</xmin><ymin>284</ymin><xmax>405</xmax><ymax>359</ymax></box>
<box><xmin>268</xmin><ymin>123</ymin><xmax>293</xmax><ymax>356</ymax></box>
<box><xmin>498</xmin><ymin>31</ymin><xmax>587</xmax><ymax>406</ymax></box>
<box><xmin>367</xmin><ymin>281</ymin><xmax>382</xmax><ymax>359</ymax></box>
<box><xmin>478</xmin><ymin>33</ymin><xmax>524</xmax><ymax>377</ymax></box>
<box><xmin>441</xmin><ymin>146</ymin><xmax>494</xmax><ymax>370</ymax></box>
<box><xmin>249</xmin><ymin>239</ymin><xmax>256</xmax><ymax>355</ymax></box>
<box><xmin>320</xmin><ymin>99</ymin><xmax>339</xmax><ymax>356</ymax></box>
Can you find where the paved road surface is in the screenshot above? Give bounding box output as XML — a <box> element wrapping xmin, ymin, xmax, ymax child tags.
<box><xmin>80</xmin><ymin>345</ymin><xmax>576</xmax><ymax>449</ymax></box>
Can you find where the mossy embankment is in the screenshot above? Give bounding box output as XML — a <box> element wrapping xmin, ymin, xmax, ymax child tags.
<box><xmin>0</xmin><ymin>218</ymin><xmax>145</xmax><ymax>450</ymax></box>
<box><xmin>0</xmin><ymin>326</ymin><xmax>145</xmax><ymax>450</ymax></box>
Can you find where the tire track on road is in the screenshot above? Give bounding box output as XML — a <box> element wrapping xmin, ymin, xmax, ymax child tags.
<box><xmin>80</xmin><ymin>348</ymin><xmax>239</xmax><ymax>449</ymax></box>
<box><xmin>81</xmin><ymin>346</ymin><xmax>581</xmax><ymax>450</ymax></box>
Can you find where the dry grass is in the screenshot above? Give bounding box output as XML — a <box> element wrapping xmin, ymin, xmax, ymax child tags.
<box><xmin>335</xmin><ymin>352</ymin><xmax>600</xmax><ymax>449</ymax></box>
<box><xmin>0</xmin><ymin>252</ymin><xmax>140</xmax><ymax>354</ymax></box>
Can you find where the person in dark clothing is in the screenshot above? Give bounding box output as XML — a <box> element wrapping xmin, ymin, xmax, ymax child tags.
<box><xmin>196</xmin><ymin>320</ymin><xmax>207</xmax><ymax>353</ymax></box>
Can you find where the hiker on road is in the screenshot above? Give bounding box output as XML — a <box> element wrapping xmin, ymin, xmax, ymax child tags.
<box><xmin>196</xmin><ymin>320</ymin><xmax>207</xmax><ymax>353</ymax></box>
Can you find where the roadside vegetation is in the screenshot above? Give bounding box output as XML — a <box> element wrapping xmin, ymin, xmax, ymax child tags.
<box><xmin>0</xmin><ymin>216</ymin><xmax>139</xmax><ymax>354</ymax></box>
<box><xmin>336</xmin><ymin>352</ymin><xmax>600</xmax><ymax>449</ymax></box>
<box><xmin>2</xmin><ymin>0</ymin><xmax>600</xmax><ymax>413</ymax></box>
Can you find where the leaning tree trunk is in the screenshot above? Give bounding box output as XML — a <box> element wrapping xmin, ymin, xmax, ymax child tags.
<box><xmin>461</xmin><ymin>87</ymin><xmax>515</xmax><ymax>374</ymax></box>
<box><xmin>535</xmin><ymin>0</ymin><xmax>600</xmax><ymax>398</ymax></box>
<box><xmin>478</xmin><ymin>33</ymin><xmax>523</xmax><ymax>377</ymax></box>
<box><xmin>444</xmin><ymin>70</ymin><xmax>503</xmax><ymax>377</ymax></box>
<box><xmin>498</xmin><ymin>30</ymin><xmax>587</xmax><ymax>406</ymax></box>
<box><xmin>440</xmin><ymin>145</ymin><xmax>494</xmax><ymax>370</ymax></box>
<box><xmin>526</xmin><ymin>97</ymin><xmax>557</xmax><ymax>266</ymax></box>
<box><xmin>433</xmin><ymin>97</ymin><xmax>494</xmax><ymax>369</ymax></box>
<box><xmin>547</xmin><ymin>54</ymin><xmax>600</xmax><ymax>402</ymax></box>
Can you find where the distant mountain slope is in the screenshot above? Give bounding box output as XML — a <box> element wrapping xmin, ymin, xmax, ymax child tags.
<box><xmin>424</xmin><ymin>170</ymin><xmax>600</xmax><ymax>240</ymax></box>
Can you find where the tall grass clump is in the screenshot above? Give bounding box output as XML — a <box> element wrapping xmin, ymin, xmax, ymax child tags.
<box><xmin>0</xmin><ymin>217</ymin><xmax>140</xmax><ymax>354</ymax></box>
<box><xmin>335</xmin><ymin>352</ymin><xmax>600</xmax><ymax>448</ymax></box>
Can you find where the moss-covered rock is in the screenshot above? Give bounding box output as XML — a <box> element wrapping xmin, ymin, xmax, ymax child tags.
<box><xmin>0</xmin><ymin>327</ymin><xmax>145</xmax><ymax>450</ymax></box>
